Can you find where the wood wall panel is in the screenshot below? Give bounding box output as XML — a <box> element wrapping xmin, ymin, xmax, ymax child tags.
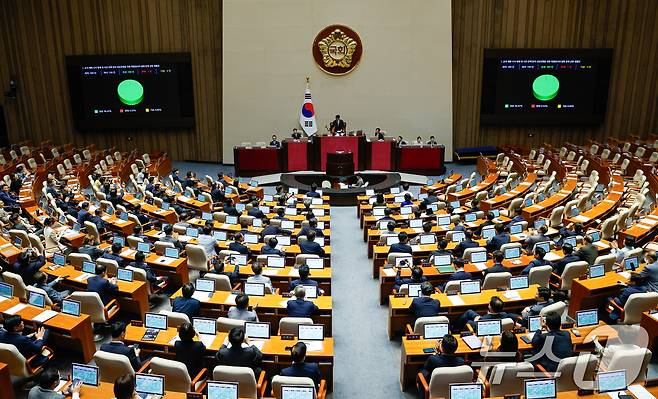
<box><xmin>0</xmin><ymin>0</ymin><xmax>222</xmax><ymax>162</ymax></box>
<box><xmin>452</xmin><ymin>0</ymin><xmax>658</xmax><ymax>150</ymax></box>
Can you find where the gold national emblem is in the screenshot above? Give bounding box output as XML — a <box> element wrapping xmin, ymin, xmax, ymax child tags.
<box><xmin>312</xmin><ymin>25</ymin><xmax>363</xmax><ymax>75</ymax></box>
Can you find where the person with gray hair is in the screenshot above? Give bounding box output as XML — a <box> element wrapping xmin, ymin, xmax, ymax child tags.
<box><xmin>287</xmin><ymin>285</ymin><xmax>318</xmax><ymax>318</ymax></box>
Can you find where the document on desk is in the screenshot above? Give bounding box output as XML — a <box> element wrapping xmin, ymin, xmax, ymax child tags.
<box><xmin>280</xmin><ymin>299</ymin><xmax>291</xmax><ymax>307</ymax></box>
<box><xmin>411</xmin><ymin>245</ymin><xmax>422</xmax><ymax>252</ymax></box>
<box><xmin>192</xmin><ymin>292</ymin><xmax>212</xmax><ymax>301</ymax></box>
<box><xmin>447</xmin><ymin>296</ymin><xmax>465</xmax><ymax>306</ymax></box>
<box><xmin>224</xmin><ymin>294</ymin><xmax>237</xmax><ymax>306</ymax></box>
<box><xmin>168</xmin><ymin>335</ymin><xmax>181</xmax><ymax>345</ymax></box>
<box><xmin>503</xmin><ymin>290</ymin><xmax>521</xmax><ymax>300</ymax></box>
<box><xmin>382</xmin><ymin>268</ymin><xmax>396</xmax><ymax>277</ymax></box>
<box><xmin>262</xmin><ymin>269</ymin><xmax>280</xmax><ymax>276</ymax></box>
<box><xmin>5</xmin><ymin>303</ymin><xmax>27</xmax><ymax>315</ymax></box>
<box><xmin>198</xmin><ymin>334</ymin><xmax>216</xmax><ymax>347</ymax></box>
<box><xmin>628</xmin><ymin>384</ymin><xmax>656</xmax><ymax>399</ymax></box>
<box><xmin>120</xmin><ymin>249</ymin><xmax>136</xmax><ymax>257</ymax></box>
<box><xmin>0</xmin><ymin>296</ymin><xmax>8</xmax><ymax>303</ymax></box>
<box><xmin>32</xmin><ymin>310</ymin><xmax>58</xmax><ymax>323</ymax></box>
<box><xmin>462</xmin><ymin>335</ymin><xmax>482</xmax><ymax>350</ymax></box>
<box><xmin>250</xmin><ymin>339</ymin><xmax>265</xmax><ymax>350</ymax></box>
<box><xmin>619</xmin><ymin>271</ymin><xmax>631</xmax><ymax>280</ymax></box>
<box><xmin>301</xmin><ymin>341</ymin><xmax>324</xmax><ymax>352</ymax></box>
<box><xmin>74</xmin><ymin>273</ymin><xmax>92</xmax><ymax>282</ymax></box>
<box><xmin>472</xmin><ymin>262</ymin><xmax>487</xmax><ymax>271</ymax></box>
<box><xmin>543</xmin><ymin>252</ymin><xmax>562</xmax><ymax>262</ymax></box>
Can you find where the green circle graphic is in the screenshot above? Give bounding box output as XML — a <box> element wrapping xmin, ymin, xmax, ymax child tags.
<box><xmin>532</xmin><ymin>74</ymin><xmax>559</xmax><ymax>101</ymax></box>
<box><xmin>117</xmin><ymin>79</ymin><xmax>144</xmax><ymax>106</ymax></box>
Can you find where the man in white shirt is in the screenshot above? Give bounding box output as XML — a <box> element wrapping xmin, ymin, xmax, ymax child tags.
<box><xmin>614</xmin><ymin>236</ymin><xmax>636</xmax><ymax>263</ymax></box>
<box><xmin>196</xmin><ymin>223</ymin><xmax>217</xmax><ymax>258</ymax></box>
<box><xmin>246</xmin><ymin>261</ymin><xmax>274</xmax><ymax>294</ymax></box>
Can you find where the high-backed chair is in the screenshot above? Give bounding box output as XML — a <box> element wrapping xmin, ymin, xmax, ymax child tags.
<box><xmin>601</xmin><ymin>346</ymin><xmax>652</xmax><ymax>385</ymax></box>
<box><xmin>26</xmin><ymin>286</ymin><xmax>53</xmax><ymax>306</ymax></box>
<box><xmin>417</xmin><ymin>365</ymin><xmax>474</xmax><ymax>399</ymax></box>
<box><xmin>609</xmin><ymin>292</ymin><xmax>658</xmax><ymax>325</ymax></box>
<box><xmin>2</xmin><ymin>271</ymin><xmax>28</xmax><ymax>300</ymax></box>
<box><xmin>0</xmin><ymin>342</ymin><xmax>53</xmax><ymax>379</ymax></box>
<box><xmin>154</xmin><ymin>241</ymin><xmax>175</xmax><ymax>255</ymax></box>
<box><xmin>482</xmin><ymin>272</ymin><xmax>511</xmax><ymax>290</ymax></box>
<box><xmin>594</xmin><ymin>254</ymin><xmax>616</xmax><ymax>272</ymax></box>
<box><xmin>159</xmin><ymin>310</ymin><xmax>190</xmax><ymax>328</ymax></box>
<box><xmin>278</xmin><ymin>317</ymin><xmax>313</xmax><ymax>335</ymax></box>
<box><xmin>93</xmin><ymin>350</ymin><xmax>135</xmax><ymax>383</ymax></box>
<box><xmin>186</xmin><ymin>244</ymin><xmax>210</xmax><ymax>272</ymax></box>
<box><xmin>213</xmin><ymin>365</ymin><xmax>267</xmax><ymax>399</ymax></box>
<box><xmin>463</xmin><ymin>247</ymin><xmax>487</xmax><ymax>263</ymax></box>
<box><xmin>217</xmin><ymin>317</ymin><xmax>246</xmax><ymax>333</ymax></box>
<box><xmin>548</xmin><ymin>354</ymin><xmax>598</xmax><ymax>391</ymax></box>
<box><xmin>68</xmin><ymin>253</ymin><xmax>92</xmax><ymax>270</ymax></box>
<box><xmin>271</xmin><ymin>376</ymin><xmax>325</xmax><ymax>399</ymax></box>
<box><xmin>97</xmin><ymin>258</ymin><xmax>119</xmax><ymax>277</ymax></box>
<box><xmin>409</xmin><ymin>316</ymin><xmax>450</xmax><ymax>335</ymax></box>
<box><xmin>295</xmin><ymin>254</ymin><xmax>320</xmax><ymax>268</ymax></box>
<box><xmin>551</xmin><ymin>261</ymin><xmax>588</xmax><ymax>291</ymax></box>
<box><xmin>484</xmin><ymin>362</ymin><xmax>534</xmax><ymax>397</ymax></box>
<box><xmin>528</xmin><ymin>265</ymin><xmax>553</xmax><ymax>288</ymax></box>
<box><xmin>69</xmin><ymin>291</ymin><xmax>120</xmax><ymax>341</ymax></box>
<box><xmin>539</xmin><ymin>301</ymin><xmax>567</xmax><ymax>319</ymax></box>
<box><xmin>202</xmin><ymin>273</ymin><xmax>233</xmax><ymax>291</ymax></box>
<box><xmin>146</xmin><ymin>357</ymin><xmax>206</xmax><ymax>393</ymax></box>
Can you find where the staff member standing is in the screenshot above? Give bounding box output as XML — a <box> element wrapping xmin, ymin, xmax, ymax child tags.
<box><xmin>329</xmin><ymin>114</ymin><xmax>346</xmax><ymax>134</ymax></box>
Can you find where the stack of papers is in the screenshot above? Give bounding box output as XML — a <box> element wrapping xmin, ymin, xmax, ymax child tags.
<box><xmin>472</xmin><ymin>262</ymin><xmax>487</xmax><ymax>271</ymax></box>
<box><xmin>262</xmin><ymin>269</ymin><xmax>280</xmax><ymax>276</ymax></box>
<box><xmin>32</xmin><ymin>310</ymin><xmax>58</xmax><ymax>323</ymax></box>
<box><xmin>543</xmin><ymin>252</ymin><xmax>562</xmax><ymax>262</ymax></box>
<box><xmin>224</xmin><ymin>294</ymin><xmax>237</xmax><ymax>306</ymax></box>
<box><xmin>462</xmin><ymin>335</ymin><xmax>482</xmax><ymax>349</ymax></box>
<box><xmin>120</xmin><ymin>249</ymin><xmax>136</xmax><ymax>257</ymax></box>
<box><xmin>382</xmin><ymin>268</ymin><xmax>396</xmax><ymax>277</ymax></box>
<box><xmin>74</xmin><ymin>273</ymin><xmax>92</xmax><ymax>282</ymax></box>
<box><xmin>503</xmin><ymin>291</ymin><xmax>521</xmax><ymax>300</ymax></box>
<box><xmin>198</xmin><ymin>334</ymin><xmax>216</xmax><ymax>347</ymax></box>
<box><xmin>5</xmin><ymin>303</ymin><xmax>27</xmax><ymax>315</ymax></box>
<box><xmin>192</xmin><ymin>292</ymin><xmax>212</xmax><ymax>301</ymax></box>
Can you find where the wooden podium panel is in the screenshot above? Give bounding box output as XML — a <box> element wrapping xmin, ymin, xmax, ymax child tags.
<box><xmin>368</xmin><ymin>139</ymin><xmax>394</xmax><ymax>170</ymax></box>
<box><xmin>284</xmin><ymin>139</ymin><xmax>310</xmax><ymax>171</ymax></box>
<box><xmin>317</xmin><ymin>135</ymin><xmax>363</xmax><ymax>171</ymax></box>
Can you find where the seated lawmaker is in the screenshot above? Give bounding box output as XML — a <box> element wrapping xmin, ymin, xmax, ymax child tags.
<box><xmin>439</xmin><ymin>259</ymin><xmax>472</xmax><ymax>291</ymax></box>
<box><xmin>260</xmin><ymin>218</ymin><xmax>284</xmax><ymax>239</ymax></box>
<box><xmin>100</xmin><ymin>322</ymin><xmax>142</xmax><ymax>371</ymax></box>
<box><xmin>280</xmin><ymin>342</ymin><xmax>321</xmax><ymax>388</ymax></box>
<box><xmin>172</xmin><ymin>283</ymin><xmax>201</xmax><ymax>320</ymax></box>
<box><xmin>300</xmin><ymin>230</ymin><xmax>325</xmax><ymax>256</ymax></box>
<box><xmin>228</xmin><ymin>293</ymin><xmax>259</xmax><ymax>322</ymax></box>
<box><xmin>484</xmin><ymin>250</ymin><xmax>510</xmax><ymax>276</ymax></box>
<box><xmin>229</xmin><ymin>232</ymin><xmax>252</xmax><ymax>256</ymax></box>
<box><xmin>389</xmin><ymin>232</ymin><xmax>412</xmax><ymax>254</ymax></box>
<box><xmin>419</xmin><ymin>334</ymin><xmax>464</xmax><ymax>381</ymax></box>
<box><xmin>557</xmin><ymin>222</ymin><xmax>584</xmax><ymax>247</ymax></box>
<box><xmin>455</xmin><ymin>296</ymin><xmax>517</xmax><ymax>331</ymax></box>
<box><xmin>393</xmin><ymin>264</ymin><xmax>426</xmax><ymax>292</ymax></box>
<box><xmin>12</xmin><ymin>249</ymin><xmax>46</xmax><ymax>286</ymax></box>
<box><xmin>521</xmin><ymin>287</ymin><xmax>554</xmax><ymax>322</ymax></box>
<box><xmin>210</xmin><ymin>258</ymin><xmax>239</xmax><ymax>285</ymax></box>
<box><xmin>410</xmin><ymin>282</ymin><xmax>441</xmax><ymax>319</ymax></box>
<box><xmin>247</xmin><ymin>200</ymin><xmax>265</xmax><ymax>219</ymax></box>
<box><xmin>261</xmin><ymin>237</ymin><xmax>285</xmax><ymax>256</ymax></box>
<box><xmin>174</xmin><ymin>322</ymin><xmax>207</xmax><ymax>378</ymax></box>
<box><xmin>216</xmin><ymin>327</ymin><xmax>263</xmax><ymax>373</ymax></box>
<box><xmin>521</xmin><ymin>247</ymin><xmax>549</xmax><ymax>274</ymax></box>
<box><xmin>306</xmin><ymin>183</ymin><xmax>321</xmax><ymax>198</ymax></box>
<box><xmin>246</xmin><ymin>261</ymin><xmax>274</xmax><ymax>293</ymax></box>
<box><xmin>608</xmin><ymin>273</ymin><xmax>648</xmax><ymax>322</ymax></box>
<box><xmin>270</xmin><ymin>134</ymin><xmax>281</xmax><ymax>148</ymax></box>
<box><xmin>453</xmin><ymin>230</ymin><xmax>478</xmax><ymax>258</ymax></box>
<box><xmin>576</xmin><ymin>235</ymin><xmax>598</xmax><ymax>265</ymax></box>
<box><xmin>287</xmin><ymin>286</ymin><xmax>318</xmax><ymax>318</ymax></box>
<box><xmin>486</xmin><ymin>223</ymin><xmax>510</xmax><ymax>252</ymax></box>
<box><xmin>298</xmin><ymin>218</ymin><xmax>324</xmax><ymax>238</ymax></box>
<box><xmin>101</xmin><ymin>242</ymin><xmax>127</xmax><ymax>268</ymax></box>
<box><xmin>32</xmin><ymin>272</ymin><xmax>70</xmax><ymax>304</ymax></box>
<box><xmin>290</xmin><ymin>264</ymin><xmax>319</xmax><ymax>292</ymax></box>
<box><xmin>530</xmin><ymin>311</ymin><xmax>573</xmax><ymax>372</ymax></box>
<box><xmin>1</xmin><ymin>315</ymin><xmax>50</xmax><ymax>367</ymax></box>
<box><xmin>551</xmin><ymin>243</ymin><xmax>580</xmax><ymax>275</ymax></box>
<box><xmin>509</xmin><ymin>207</ymin><xmax>525</xmax><ymax>224</ymax></box>
<box><xmin>523</xmin><ymin>225</ymin><xmax>549</xmax><ymax>253</ymax></box>
<box><xmin>28</xmin><ymin>367</ymin><xmax>82</xmax><ymax>399</ymax></box>
<box><xmin>88</xmin><ymin>263</ymin><xmax>119</xmax><ymax>305</ymax></box>
<box><xmin>160</xmin><ymin>224</ymin><xmax>185</xmax><ymax>251</ymax></box>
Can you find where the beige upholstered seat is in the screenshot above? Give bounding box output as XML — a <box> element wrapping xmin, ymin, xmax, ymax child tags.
<box><xmin>278</xmin><ymin>317</ymin><xmax>313</xmax><ymax>335</ymax></box>
<box><xmin>202</xmin><ymin>273</ymin><xmax>233</xmax><ymax>291</ymax></box>
<box><xmin>158</xmin><ymin>310</ymin><xmax>190</xmax><ymax>328</ymax></box>
<box><xmin>93</xmin><ymin>350</ymin><xmax>134</xmax><ymax>383</ymax></box>
<box><xmin>412</xmin><ymin>316</ymin><xmax>450</xmax><ymax>335</ymax></box>
<box><xmin>213</xmin><ymin>365</ymin><xmax>264</xmax><ymax>399</ymax></box>
<box><xmin>418</xmin><ymin>365</ymin><xmax>473</xmax><ymax>399</ymax></box>
<box><xmin>3</xmin><ymin>271</ymin><xmax>27</xmax><ymax>300</ymax></box>
<box><xmin>482</xmin><ymin>272</ymin><xmax>511</xmax><ymax>290</ymax></box>
<box><xmin>528</xmin><ymin>265</ymin><xmax>552</xmax><ymax>288</ymax></box>
<box><xmin>486</xmin><ymin>362</ymin><xmax>534</xmax><ymax>397</ymax></box>
<box><xmin>186</xmin><ymin>244</ymin><xmax>210</xmax><ymax>272</ymax></box>
<box><xmin>149</xmin><ymin>357</ymin><xmax>205</xmax><ymax>392</ymax></box>
<box><xmin>272</xmin><ymin>376</ymin><xmax>320</xmax><ymax>399</ymax></box>
<box><xmin>216</xmin><ymin>317</ymin><xmax>246</xmax><ymax>333</ymax></box>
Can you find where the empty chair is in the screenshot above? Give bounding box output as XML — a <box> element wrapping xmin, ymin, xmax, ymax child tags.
<box><xmin>463</xmin><ymin>247</ymin><xmax>487</xmax><ymax>263</ymax></box>
<box><xmin>295</xmin><ymin>254</ymin><xmax>321</xmax><ymax>268</ymax></box>
<box><xmin>158</xmin><ymin>310</ymin><xmax>190</xmax><ymax>328</ymax></box>
<box><xmin>186</xmin><ymin>244</ymin><xmax>210</xmax><ymax>272</ymax></box>
<box><xmin>2</xmin><ymin>272</ymin><xmax>27</xmax><ymax>300</ymax></box>
<box><xmin>202</xmin><ymin>273</ymin><xmax>233</xmax><ymax>291</ymax></box>
<box><xmin>594</xmin><ymin>254</ymin><xmax>616</xmax><ymax>272</ymax></box>
<box><xmin>410</xmin><ymin>316</ymin><xmax>450</xmax><ymax>335</ymax></box>
<box><xmin>539</xmin><ymin>301</ymin><xmax>567</xmax><ymax>319</ymax></box>
<box><xmin>600</xmin><ymin>148</ymin><xmax>611</xmax><ymax>159</ymax></box>
<box><xmin>417</xmin><ymin>365</ymin><xmax>474</xmax><ymax>399</ymax></box>
<box><xmin>601</xmin><ymin>346</ymin><xmax>652</xmax><ymax>385</ymax></box>
<box><xmin>26</xmin><ymin>286</ymin><xmax>53</xmax><ymax>306</ymax></box>
<box><xmin>69</xmin><ymin>291</ymin><xmax>120</xmax><ymax>341</ymax></box>
<box><xmin>278</xmin><ymin>317</ymin><xmax>314</xmax><ymax>335</ymax></box>
<box><xmin>27</xmin><ymin>233</ymin><xmax>44</xmax><ymax>255</ymax></box>
<box><xmin>485</xmin><ymin>362</ymin><xmax>534</xmax><ymax>397</ymax></box>
<box><xmin>600</xmin><ymin>216</ymin><xmax>618</xmax><ymax>240</ymax></box>
<box><xmin>482</xmin><ymin>272</ymin><xmax>511</xmax><ymax>290</ymax></box>
<box><xmin>0</xmin><ymin>342</ymin><xmax>52</xmax><ymax>379</ymax></box>
<box><xmin>97</xmin><ymin>258</ymin><xmax>119</xmax><ymax>277</ymax></box>
<box><xmin>68</xmin><ymin>253</ymin><xmax>92</xmax><ymax>269</ymax></box>
<box><xmin>147</xmin><ymin>357</ymin><xmax>206</xmax><ymax>392</ymax></box>
<box><xmin>213</xmin><ymin>365</ymin><xmax>267</xmax><ymax>399</ymax></box>
<box><xmin>528</xmin><ymin>265</ymin><xmax>553</xmax><ymax>288</ymax></box>
<box><xmin>93</xmin><ymin>350</ymin><xmax>135</xmax><ymax>383</ymax></box>
<box><xmin>9</xmin><ymin>230</ymin><xmax>31</xmax><ymax>249</ymax></box>
<box><xmin>125</xmin><ymin>235</ymin><xmax>144</xmax><ymax>248</ymax></box>
<box><xmin>551</xmin><ymin>261</ymin><xmax>588</xmax><ymax>291</ymax></box>
<box><xmin>551</xmin><ymin>354</ymin><xmax>598</xmax><ymax>391</ymax></box>
<box><xmin>548</xmin><ymin>206</ymin><xmax>565</xmax><ymax>228</ymax></box>
<box><xmin>154</xmin><ymin>241</ymin><xmax>175</xmax><ymax>255</ymax></box>
<box><xmin>217</xmin><ymin>317</ymin><xmax>246</xmax><ymax>333</ymax></box>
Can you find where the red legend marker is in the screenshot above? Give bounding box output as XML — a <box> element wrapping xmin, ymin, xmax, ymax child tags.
<box><xmin>119</xmin><ymin>109</ymin><xmax>124</xmax><ymax>113</ymax></box>
<box><xmin>531</xmin><ymin>104</ymin><xmax>535</xmax><ymax>108</ymax></box>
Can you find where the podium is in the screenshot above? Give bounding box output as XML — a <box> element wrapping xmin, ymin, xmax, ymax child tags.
<box><xmin>233</xmin><ymin>146</ymin><xmax>281</xmax><ymax>177</ymax></box>
<box><xmin>283</xmin><ymin>138</ymin><xmax>310</xmax><ymax>171</ymax></box>
<box><xmin>316</xmin><ymin>134</ymin><xmax>365</xmax><ymax>171</ymax></box>
<box><xmin>367</xmin><ymin>138</ymin><xmax>395</xmax><ymax>170</ymax></box>
<box><xmin>326</xmin><ymin>152</ymin><xmax>354</xmax><ymax>176</ymax></box>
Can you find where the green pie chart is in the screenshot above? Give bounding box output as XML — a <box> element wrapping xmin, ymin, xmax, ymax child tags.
<box><xmin>117</xmin><ymin>79</ymin><xmax>144</xmax><ymax>105</ymax></box>
<box><xmin>532</xmin><ymin>74</ymin><xmax>559</xmax><ymax>101</ymax></box>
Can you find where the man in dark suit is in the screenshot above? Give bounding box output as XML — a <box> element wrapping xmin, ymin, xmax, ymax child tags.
<box><xmin>521</xmin><ymin>247</ymin><xmax>549</xmax><ymax>274</ymax></box>
<box><xmin>216</xmin><ymin>327</ymin><xmax>263</xmax><ymax>374</ymax></box>
<box><xmin>576</xmin><ymin>235</ymin><xmax>599</xmax><ymax>265</ymax></box>
<box><xmin>88</xmin><ymin>263</ymin><xmax>119</xmax><ymax>304</ymax></box>
<box><xmin>260</xmin><ymin>218</ymin><xmax>284</xmax><ymax>239</ymax></box>
<box><xmin>551</xmin><ymin>243</ymin><xmax>580</xmax><ymax>275</ymax></box>
<box><xmin>100</xmin><ymin>322</ymin><xmax>142</xmax><ymax>371</ymax></box>
<box><xmin>389</xmin><ymin>232</ymin><xmax>412</xmax><ymax>254</ymax></box>
<box><xmin>509</xmin><ymin>207</ymin><xmax>525</xmax><ymax>224</ymax></box>
<box><xmin>228</xmin><ymin>233</ymin><xmax>252</xmax><ymax>256</ymax></box>
<box><xmin>128</xmin><ymin>251</ymin><xmax>160</xmax><ymax>285</ymax></box>
<box><xmin>0</xmin><ymin>315</ymin><xmax>50</xmax><ymax>366</ymax></box>
<box><xmin>210</xmin><ymin>258</ymin><xmax>240</xmax><ymax>285</ymax></box>
<box><xmin>393</xmin><ymin>265</ymin><xmax>427</xmax><ymax>292</ymax></box>
<box><xmin>174</xmin><ymin>322</ymin><xmax>207</xmax><ymax>378</ymax></box>
<box><xmin>90</xmin><ymin>208</ymin><xmax>106</xmax><ymax>232</ymax></box>
<box><xmin>608</xmin><ymin>272</ymin><xmax>648</xmax><ymax>321</ymax></box>
<box><xmin>439</xmin><ymin>259</ymin><xmax>472</xmax><ymax>291</ymax></box>
<box><xmin>12</xmin><ymin>249</ymin><xmax>46</xmax><ymax>286</ymax></box>
<box><xmin>456</xmin><ymin>296</ymin><xmax>517</xmax><ymax>331</ymax></box>
<box><xmin>298</xmin><ymin>218</ymin><xmax>324</xmax><ymax>238</ymax></box>
<box><xmin>291</xmin><ymin>128</ymin><xmax>303</xmax><ymax>140</ymax></box>
<box><xmin>329</xmin><ymin>114</ymin><xmax>346</xmax><ymax>133</ymax></box>
<box><xmin>280</xmin><ymin>342</ymin><xmax>321</xmax><ymax>388</ymax></box>
<box><xmin>76</xmin><ymin>201</ymin><xmax>92</xmax><ymax>227</ymax></box>
<box><xmin>270</xmin><ymin>134</ymin><xmax>281</xmax><ymax>148</ymax></box>
<box><xmin>521</xmin><ymin>287</ymin><xmax>554</xmax><ymax>322</ymax></box>
<box><xmin>223</xmin><ymin>199</ymin><xmax>241</xmax><ymax>217</ymax></box>
<box><xmin>247</xmin><ymin>200</ymin><xmax>265</xmax><ymax>219</ymax></box>
<box><xmin>299</xmin><ymin>230</ymin><xmax>325</xmax><ymax>256</ymax></box>
<box><xmin>429</xmin><ymin>239</ymin><xmax>453</xmax><ymax>262</ymax></box>
<box><xmin>419</xmin><ymin>334</ymin><xmax>465</xmax><ymax>381</ymax></box>
<box><xmin>290</xmin><ymin>264</ymin><xmax>319</xmax><ymax>292</ymax></box>
<box><xmin>78</xmin><ymin>234</ymin><xmax>105</xmax><ymax>260</ymax></box>
<box><xmin>557</xmin><ymin>222</ymin><xmax>584</xmax><ymax>247</ymax></box>
<box><xmin>261</xmin><ymin>237</ymin><xmax>285</xmax><ymax>256</ymax></box>
<box><xmin>305</xmin><ymin>183</ymin><xmax>321</xmax><ymax>198</ymax></box>
<box><xmin>101</xmin><ymin>242</ymin><xmax>127</xmax><ymax>268</ymax></box>
<box><xmin>486</xmin><ymin>223</ymin><xmax>510</xmax><ymax>252</ymax></box>
<box><xmin>160</xmin><ymin>224</ymin><xmax>185</xmax><ymax>251</ymax></box>
<box><xmin>0</xmin><ymin>184</ymin><xmax>19</xmax><ymax>208</ymax></box>
<box><xmin>523</xmin><ymin>225</ymin><xmax>549</xmax><ymax>253</ymax></box>
<box><xmin>287</xmin><ymin>286</ymin><xmax>318</xmax><ymax>317</ymax></box>
<box><xmin>531</xmin><ymin>311</ymin><xmax>573</xmax><ymax>371</ymax></box>
<box><xmin>453</xmin><ymin>230</ymin><xmax>479</xmax><ymax>258</ymax></box>
<box><xmin>484</xmin><ymin>251</ymin><xmax>510</xmax><ymax>276</ymax></box>
<box><xmin>410</xmin><ymin>282</ymin><xmax>441</xmax><ymax>319</ymax></box>
<box><xmin>422</xmin><ymin>189</ymin><xmax>439</xmax><ymax>205</ymax></box>
<box><xmin>171</xmin><ymin>284</ymin><xmax>201</xmax><ymax>320</ymax></box>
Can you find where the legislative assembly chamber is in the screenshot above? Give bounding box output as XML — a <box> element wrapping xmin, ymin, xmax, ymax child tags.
<box><xmin>0</xmin><ymin>1</ymin><xmax>657</xmax><ymax>399</ymax></box>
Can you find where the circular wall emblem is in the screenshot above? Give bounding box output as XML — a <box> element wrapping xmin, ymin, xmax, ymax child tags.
<box><xmin>312</xmin><ymin>25</ymin><xmax>363</xmax><ymax>75</ymax></box>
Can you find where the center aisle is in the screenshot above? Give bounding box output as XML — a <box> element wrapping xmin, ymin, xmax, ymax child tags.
<box><xmin>330</xmin><ymin>207</ymin><xmax>413</xmax><ymax>398</ymax></box>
